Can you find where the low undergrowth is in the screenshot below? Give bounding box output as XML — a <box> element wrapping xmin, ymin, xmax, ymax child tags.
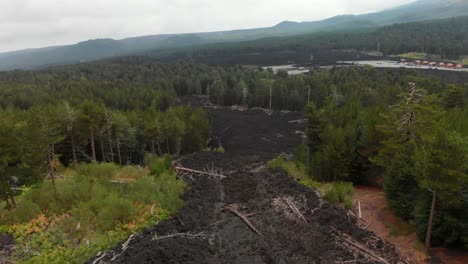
<box><xmin>268</xmin><ymin>155</ymin><xmax>354</xmax><ymax>209</ymax></box>
<box><xmin>0</xmin><ymin>156</ymin><xmax>186</xmax><ymax>264</ymax></box>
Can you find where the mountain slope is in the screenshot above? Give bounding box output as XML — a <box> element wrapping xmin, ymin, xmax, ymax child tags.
<box><xmin>180</xmin><ymin>15</ymin><xmax>468</xmax><ymax>63</ymax></box>
<box><xmin>1</xmin><ymin>0</ymin><xmax>468</xmax><ymax>70</ymax></box>
<box><xmin>361</xmin><ymin>0</ymin><xmax>468</xmax><ymax>24</ymax></box>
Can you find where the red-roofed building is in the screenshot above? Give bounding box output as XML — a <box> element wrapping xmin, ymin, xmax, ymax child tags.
<box><xmin>447</xmin><ymin>63</ymin><xmax>454</xmax><ymax>68</ymax></box>
<box><xmin>456</xmin><ymin>64</ymin><xmax>463</xmax><ymax>69</ymax></box>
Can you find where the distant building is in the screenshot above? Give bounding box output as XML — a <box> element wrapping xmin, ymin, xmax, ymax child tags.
<box><xmin>446</xmin><ymin>63</ymin><xmax>454</xmax><ymax>68</ymax></box>
<box><xmin>429</xmin><ymin>62</ymin><xmax>437</xmax><ymax>66</ymax></box>
<box><xmin>422</xmin><ymin>61</ymin><xmax>429</xmax><ymax>65</ymax></box>
<box><xmin>439</xmin><ymin>62</ymin><xmax>445</xmax><ymax>67</ymax></box>
<box><xmin>415</xmin><ymin>60</ymin><xmax>421</xmax><ymax>64</ymax></box>
<box><xmin>456</xmin><ymin>64</ymin><xmax>463</xmax><ymax>69</ymax></box>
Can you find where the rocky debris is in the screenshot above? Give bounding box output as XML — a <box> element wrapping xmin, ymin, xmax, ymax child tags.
<box><xmin>0</xmin><ymin>234</ymin><xmax>15</xmax><ymax>264</ymax></box>
<box><xmin>89</xmin><ymin>108</ymin><xmax>410</xmax><ymax>264</ymax></box>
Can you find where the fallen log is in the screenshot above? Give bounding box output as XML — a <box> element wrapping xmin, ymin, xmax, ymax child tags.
<box><xmin>245</xmin><ymin>212</ymin><xmax>262</xmax><ymax>217</ymax></box>
<box><xmin>177</xmin><ymin>217</ymin><xmax>186</xmax><ymax>227</ymax></box>
<box><xmin>288</xmin><ymin>119</ymin><xmax>307</xmax><ymax>124</ymax></box>
<box><xmin>225</xmin><ymin>206</ymin><xmax>262</xmax><ymax>235</ymax></box>
<box><xmin>110</xmin><ymin>234</ymin><xmax>135</xmax><ymax>261</ymax></box>
<box><xmin>358</xmin><ymin>201</ymin><xmax>362</xmax><ymax>219</ymax></box>
<box><xmin>249</xmin><ymin>165</ymin><xmax>266</xmax><ymax>173</ymax></box>
<box><xmin>364</xmin><ymin>220</ymin><xmax>375</xmax><ymax>230</ymax></box>
<box><xmin>92</xmin><ymin>252</ymin><xmax>107</xmax><ymax>264</ymax></box>
<box><xmin>258</xmin><ymin>136</ymin><xmax>274</xmax><ymax>143</ymax></box>
<box><xmin>347</xmin><ymin>210</ymin><xmax>357</xmax><ymax>219</ymax></box>
<box><xmin>175</xmin><ymin>166</ymin><xmax>227</xmax><ymax>179</ymax></box>
<box><xmin>341</xmin><ymin>237</ymin><xmax>389</xmax><ymax>264</ymax></box>
<box><xmin>284</xmin><ymin>197</ymin><xmax>308</xmax><ymax>223</ymax></box>
<box><xmin>152</xmin><ymin>232</ymin><xmax>214</xmax><ymax>241</ymax></box>
<box><xmin>121</xmin><ymin>234</ymin><xmax>134</xmax><ymax>251</ymax></box>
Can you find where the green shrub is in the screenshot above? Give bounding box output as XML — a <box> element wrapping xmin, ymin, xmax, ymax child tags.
<box><xmin>293</xmin><ymin>144</ymin><xmax>309</xmax><ymax>168</ymax></box>
<box><xmin>268</xmin><ymin>156</ymin><xmax>354</xmax><ymax>209</ymax></box>
<box><xmin>96</xmin><ymin>194</ymin><xmax>136</xmax><ymax>231</ymax></box>
<box><xmin>76</xmin><ymin>162</ymin><xmax>119</xmax><ymax>181</ymax></box>
<box><xmin>149</xmin><ymin>155</ymin><xmax>173</xmax><ymax>176</ymax></box>
<box><xmin>6</xmin><ymin>199</ymin><xmax>41</xmax><ymax>224</ymax></box>
<box><xmin>115</xmin><ymin>165</ymin><xmax>146</xmax><ymax>181</ymax></box>
<box><xmin>323</xmin><ymin>182</ymin><xmax>354</xmax><ymax>209</ymax></box>
<box><xmin>2</xmin><ymin>159</ymin><xmax>187</xmax><ymax>263</ymax></box>
<box><xmin>268</xmin><ymin>156</ymin><xmax>308</xmax><ymax>180</ymax></box>
<box><xmin>299</xmin><ymin>178</ymin><xmax>322</xmax><ymax>189</ymax></box>
<box><xmin>27</xmin><ymin>183</ymin><xmax>58</xmax><ymax>214</ymax></box>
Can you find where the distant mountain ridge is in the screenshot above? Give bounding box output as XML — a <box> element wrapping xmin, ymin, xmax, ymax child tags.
<box><xmin>1</xmin><ymin>0</ymin><xmax>468</xmax><ymax>70</ymax></box>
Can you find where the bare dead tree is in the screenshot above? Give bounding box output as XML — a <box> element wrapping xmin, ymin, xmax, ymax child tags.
<box><xmin>104</xmin><ymin>107</ymin><xmax>114</xmax><ymax>162</ymax></box>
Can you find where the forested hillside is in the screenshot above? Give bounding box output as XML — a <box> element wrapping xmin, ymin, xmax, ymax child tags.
<box><xmin>181</xmin><ymin>16</ymin><xmax>468</xmax><ymax>61</ymax></box>
<box><xmin>2</xmin><ymin>0</ymin><xmax>468</xmax><ymax>70</ymax></box>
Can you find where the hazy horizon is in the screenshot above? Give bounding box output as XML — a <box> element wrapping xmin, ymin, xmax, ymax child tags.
<box><xmin>0</xmin><ymin>0</ymin><xmax>415</xmax><ymax>53</ymax></box>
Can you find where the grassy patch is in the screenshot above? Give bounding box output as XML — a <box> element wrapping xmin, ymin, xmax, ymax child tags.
<box><xmin>268</xmin><ymin>156</ymin><xmax>309</xmax><ymax>180</ymax></box>
<box><xmin>268</xmin><ymin>156</ymin><xmax>354</xmax><ymax>209</ymax></box>
<box><xmin>321</xmin><ymin>182</ymin><xmax>354</xmax><ymax>209</ymax></box>
<box><xmin>0</xmin><ymin>156</ymin><xmax>186</xmax><ymax>264</ymax></box>
<box><xmin>399</xmin><ymin>52</ymin><xmax>428</xmax><ymax>59</ymax></box>
<box><xmin>457</xmin><ymin>56</ymin><xmax>468</xmax><ymax>65</ymax></box>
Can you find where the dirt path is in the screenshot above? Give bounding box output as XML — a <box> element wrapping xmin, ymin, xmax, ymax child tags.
<box><xmin>353</xmin><ymin>186</ymin><xmax>468</xmax><ymax>264</ymax></box>
<box><xmin>89</xmin><ymin>108</ymin><xmax>409</xmax><ymax>264</ymax></box>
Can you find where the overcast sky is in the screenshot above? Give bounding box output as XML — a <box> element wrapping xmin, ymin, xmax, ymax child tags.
<box><xmin>0</xmin><ymin>0</ymin><xmax>415</xmax><ymax>53</ymax></box>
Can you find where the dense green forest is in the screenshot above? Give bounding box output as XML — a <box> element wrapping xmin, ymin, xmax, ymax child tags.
<box><xmin>299</xmin><ymin>71</ymin><xmax>468</xmax><ymax>249</ymax></box>
<box><xmin>176</xmin><ymin>16</ymin><xmax>468</xmax><ymax>61</ymax></box>
<box><xmin>0</xmin><ymin>59</ymin><xmax>467</xmax><ymax>262</ymax></box>
<box><xmin>0</xmin><ymin>61</ymin><xmax>216</xmax><ymax>263</ymax></box>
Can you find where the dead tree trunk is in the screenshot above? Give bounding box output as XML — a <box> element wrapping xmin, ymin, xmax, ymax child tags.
<box><xmin>116</xmin><ymin>136</ymin><xmax>122</xmax><ymax>165</ymax></box>
<box><xmin>107</xmin><ymin>129</ymin><xmax>114</xmax><ymax>162</ymax></box>
<box><xmin>425</xmin><ymin>190</ymin><xmax>437</xmax><ymax>254</ymax></box>
<box><xmin>71</xmin><ymin>131</ymin><xmax>78</xmax><ymax>166</ymax></box>
<box><xmin>176</xmin><ymin>137</ymin><xmax>182</xmax><ymax>156</ymax></box>
<box><xmin>90</xmin><ymin>129</ymin><xmax>96</xmax><ymax>161</ymax></box>
<box><xmin>10</xmin><ymin>194</ymin><xmax>16</xmax><ymax>209</ymax></box>
<box><xmin>48</xmin><ymin>146</ymin><xmax>58</xmax><ymax>199</ymax></box>
<box><xmin>100</xmin><ymin>134</ymin><xmax>105</xmax><ymax>162</ymax></box>
<box><xmin>166</xmin><ymin>138</ymin><xmax>171</xmax><ymax>154</ymax></box>
<box><xmin>157</xmin><ymin>143</ymin><xmax>162</xmax><ymax>156</ymax></box>
<box><xmin>105</xmin><ymin>108</ymin><xmax>114</xmax><ymax>162</ymax></box>
<box><xmin>151</xmin><ymin>140</ymin><xmax>156</xmax><ymax>155</ymax></box>
<box><xmin>269</xmin><ymin>86</ymin><xmax>273</xmax><ymax>111</ymax></box>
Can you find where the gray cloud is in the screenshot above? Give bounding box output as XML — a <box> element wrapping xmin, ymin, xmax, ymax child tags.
<box><xmin>0</xmin><ymin>0</ymin><xmax>414</xmax><ymax>52</ymax></box>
